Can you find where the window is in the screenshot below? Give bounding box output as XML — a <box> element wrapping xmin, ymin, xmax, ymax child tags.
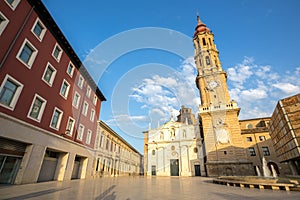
<box><xmin>111</xmin><ymin>141</ymin><xmax>114</xmax><ymax>152</ymax></box>
<box><xmin>82</xmin><ymin>101</ymin><xmax>89</xmax><ymax>116</ymax></box>
<box><xmin>67</xmin><ymin>62</ymin><xmax>75</xmax><ymax>77</ymax></box>
<box><xmin>106</xmin><ymin>139</ymin><xmax>110</xmax><ymax>150</ymax></box>
<box><xmin>202</xmin><ymin>38</ymin><xmax>206</xmax><ymax>46</ymax></box>
<box><xmin>42</xmin><ymin>63</ymin><xmax>56</xmax><ymax>86</ymax></box>
<box><xmin>160</xmin><ymin>132</ymin><xmax>164</xmax><ymax>140</ymax></box>
<box><xmin>60</xmin><ymin>80</ymin><xmax>70</xmax><ymax>99</ymax></box>
<box><xmin>90</xmin><ymin>109</ymin><xmax>95</xmax><ymax>122</ymax></box>
<box><xmin>152</xmin><ymin>150</ymin><xmax>155</xmax><ymax>155</ymax></box>
<box><xmin>77</xmin><ymin>124</ymin><xmax>84</xmax><ymax>140</ymax></box>
<box><xmin>262</xmin><ymin>146</ymin><xmax>270</xmax><ymax>156</ymax></box>
<box><xmin>247</xmin><ymin>124</ymin><xmax>253</xmax><ymax>129</ymax></box>
<box><xmin>17</xmin><ymin>39</ymin><xmax>38</xmax><ymax>68</ymax></box>
<box><xmin>194</xmin><ymin>147</ymin><xmax>198</xmax><ymax>153</ymax></box>
<box><xmin>31</xmin><ymin>18</ymin><xmax>46</xmax><ymax>41</ymax></box>
<box><xmin>86</xmin><ymin>86</ymin><xmax>91</xmax><ymax>98</ymax></box>
<box><xmin>50</xmin><ymin>107</ymin><xmax>63</xmax><ymax>130</ymax></box>
<box><xmin>248</xmin><ymin>147</ymin><xmax>256</xmax><ymax>156</ymax></box>
<box><xmin>205</xmin><ymin>56</ymin><xmax>210</xmax><ymax>65</ymax></box>
<box><xmin>0</xmin><ymin>12</ymin><xmax>9</xmax><ymax>36</ymax></box>
<box><xmin>77</xmin><ymin>75</ymin><xmax>84</xmax><ymax>89</ymax></box>
<box><xmin>0</xmin><ymin>75</ymin><xmax>23</xmax><ymax>110</ymax></box>
<box><xmin>100</xmin><ymin>135</ymin><xmax>103</xmax><ymax>148</ymax></box>
<box><xmin>93</xmin><ymin>95</ymin><xmax>97</xmax><ymax>105</ymax></box>
<box><xmin>27</xmin><ymin>94</ymin><xmax>46</xmax><ymax>122</ymax></box>
<box><xmin>259</xmin><ymin>136</ymin><xmax>266</xmax><ymax>141</ymax></box>
<box><xmin>66</xmin><ymin>117</ymin><xmax>75</xmax><ymax>136</ymax></box>
<box><xmin>52</xmin><ymin>43</ymin><xmax>62</xmax><ymax>62</ymax></box>
<box><xmin>246</xmin><ymin>137</ymin><xmax>252</xmax><ymax>142</ymax></box>
<box><xmin>5</xmin><ymin>0</ymin><xmax>20</xmax><ymax>10</ymax></box>
<box><xmin>72</xmin><ymin>92</ymin><xmax>80</xmax><ymax>109</ymax></box>
<box><xmin>86</xmin><ymin>130</ymin><xmax>92</xmax><ymax>144</ymax></box>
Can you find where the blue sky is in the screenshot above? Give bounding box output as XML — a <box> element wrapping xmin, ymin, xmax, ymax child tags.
<box><xmin>42</xmin><ymin>0</ymin><xmax>300</xmax><ymax>154</ymax></box>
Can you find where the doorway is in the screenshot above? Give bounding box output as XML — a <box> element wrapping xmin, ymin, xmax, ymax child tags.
<box><xmin>151</xmin><ymin>165</ymin><xmax>156</xmax><ymax>176</ymax></box>
<box><xmin>194</xmin><ymin>165</ymin><xmax>201</xmax><ymax>176</ymax></box>
<box><xmin>0</xmin><ymin>155</ymin><xmax>22</xmax><ymax>184</ymax></box>
<box><xmin>170</xmin><ymin>159</ymin><xmax>179</xmax><ymax>176</ymax></box>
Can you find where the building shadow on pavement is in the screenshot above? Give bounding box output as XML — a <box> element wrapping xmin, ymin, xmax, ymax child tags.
<box><xmin>3</xmin><ymin>187</ymin><xmax>70</xmax><ymax>200</ymax></box>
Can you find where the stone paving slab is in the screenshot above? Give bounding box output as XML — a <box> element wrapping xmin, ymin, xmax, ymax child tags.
<box><xmin>0</xmin><ymin>177</ymin><xmax>300</xmax><ymax>200</ymax></box>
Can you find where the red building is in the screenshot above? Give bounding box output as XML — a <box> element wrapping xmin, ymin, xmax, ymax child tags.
<box><xmin>0</xmin><ymin>0</ymin><xmax>106</xmax><ymax>184</ymax></box>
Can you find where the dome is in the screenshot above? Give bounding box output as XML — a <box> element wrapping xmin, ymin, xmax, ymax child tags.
<box><xmin>194</xmin><ymin>16</ymin><xmax>210</xmax><ymax>36</ymax></box>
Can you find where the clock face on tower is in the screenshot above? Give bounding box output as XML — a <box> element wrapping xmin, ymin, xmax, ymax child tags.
<box><xmin>216</xmin><ymin>128</ymin><xmax>230</xmax><ymax>144</ymax></box>
<box><xmin>208</xmin><ymin>81</ymin><xmax>218</xmax><ymax>90</ymax></box>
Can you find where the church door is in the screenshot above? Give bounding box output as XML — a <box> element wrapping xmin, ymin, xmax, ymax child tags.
<box><xmin>194</xmin><ymin>165</ymin><xmax>201</xmax><ymax>176</ymax></box>
<box><xmin>151</xmin><ymin>165</ymin><xmax>156</xmax><ymax>176</ymax></box>
<box><xmin>170</xmin><ymin>159</ymin><xmax>179</xmax><ymax>176</ymax></box>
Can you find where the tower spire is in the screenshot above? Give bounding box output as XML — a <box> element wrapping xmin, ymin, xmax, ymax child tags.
<box><xmin>197</xmin><ymin>15</ymin><xmax>202</xmax><ymax>25</ymax></box>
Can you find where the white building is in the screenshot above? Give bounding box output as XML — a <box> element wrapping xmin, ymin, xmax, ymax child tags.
<box><xmin>145</xmin><ymin>106</ymin><xmax>205</xmax><ymax>176</ymax></box>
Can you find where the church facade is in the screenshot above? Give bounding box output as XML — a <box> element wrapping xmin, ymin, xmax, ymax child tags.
<box><xmin>145</xmin><ymin>106</ymin><xmax>205</xmax><ymax>176</ymax></box>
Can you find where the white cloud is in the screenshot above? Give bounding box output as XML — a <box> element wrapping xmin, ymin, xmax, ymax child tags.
<box><xmin>273</xmin><ymin>83</ymin><xmax>300</xmax><ymax>94</ymax></box>
<box><xmin>227</xmin><ymin>57</ymin><xmax>300</xmax><ymax>119</ymax></box>
<box><xmin>227</xmin><ymin>57</ymin><xmax>254</xmax><ymax>87</ymax></box>
<box><xmin>105</xmin><ymin>114</ymin><xmax>148</xmax><ymax>126</ymax></box>
<box><xmin>130</xmin><ymin>57</ymin><xmax>200</xmax><ymax>126</ymax></box>
<box><xmin>240</xmin><ymin>88</ymin><xmax>268</xmax><ymax>101</ymax></box>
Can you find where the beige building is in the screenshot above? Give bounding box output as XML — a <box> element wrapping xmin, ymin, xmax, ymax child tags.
<box><xmin>269</xmin><ymin>94</ymin><xmax>300</xmax><ymax>175</ymax></box>
<box><xmin>240</xmin><ymin>118</ymin><xmax>290</xmax><ymax>176</ymax></box>
<box><xmin>94</xmin><ymin>121</ymin><xmax>142</xmax><ymax>177</ymax></box>
<box><xmin>145</xmin><ymin>106</ymin><xmax>205</xmax><ymax>177</ymax></box>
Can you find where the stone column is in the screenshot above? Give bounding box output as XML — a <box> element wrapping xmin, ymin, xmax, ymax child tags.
<box><xmin>55</xmin><ymin>152</ymin><xmax>69</xmax><ymax>181</ymax></box>
<box><xmin>64</xmin><ymin>153</ymin><xmax>76</xmax><ymax>180</ymax></box>
<box><xmin>17</xmin><ymin>144</ymin><xmax>46</xmax><ymax>184</ymax></box>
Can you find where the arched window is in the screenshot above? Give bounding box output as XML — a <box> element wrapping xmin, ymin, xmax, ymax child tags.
<box><xmin>214</xmin><ymin>56</ymin><xmax>218</xmax><ymax>67</ymax></box>
<box><xmin>160</xmin><ymin>132</ymin><xmax>164</xmax><ymax>140</ymax></box>
<box><xmin>202</xmin><ymin>38</ymin><xmax>206</xmax><ymax>46</ymax></box>
<box><xmin>152</xmin><ymin>150</ymin><xmax>155</xmax><ymax>155</ymax></box>
<box><xmin>205</xmin><ymin>56</ymin><xmax>210</xmax><ymax>65</ymax></box>
<box><xmin>170</xmin><ymin>128</ymin><xmax>175</xmax><ymax>139</ymax></box>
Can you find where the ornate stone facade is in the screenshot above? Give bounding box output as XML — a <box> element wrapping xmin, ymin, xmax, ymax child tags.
<box><xmin>145</xmin><ymin>107</ymin><xmax>205</xmax><ymax>176</ymax></box>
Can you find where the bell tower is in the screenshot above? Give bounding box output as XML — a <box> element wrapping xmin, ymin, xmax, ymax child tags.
<box><xmin>193</xmin><ymin>16</ymin><xmax>253</xmax><ymax>176</ymax></box>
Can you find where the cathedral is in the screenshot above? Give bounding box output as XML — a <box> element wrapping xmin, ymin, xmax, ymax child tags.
<box><xmin>144</xmin><ymin>16</ymin><xmax>292</xmax><ymax>177</ymax></box>
<box><xmin>145</xmin><ymin>106</ymin><xmax>205</xmax><ymax>176</ymax></box>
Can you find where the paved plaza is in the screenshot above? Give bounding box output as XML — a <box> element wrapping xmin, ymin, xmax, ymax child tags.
<box><xmin>0</xmin><ymin>177</ymin><xmax>299</xmax><ymax>200</ymax></box>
